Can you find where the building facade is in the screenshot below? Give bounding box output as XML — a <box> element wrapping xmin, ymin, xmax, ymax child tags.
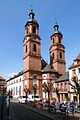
<box><xmin>42</xmin><ymin>22</ymin><xmax>66</xmax><ymax>101</ymax></box>
<box><xmin>7</xmin><ymin>10</ymin><xmax>67</xmax><ymax>100</ymax></box>
<box><xmin>23</xmin><ymin>9</ymin><xmax>42</xmax><ymax>96</ymax></box>
<box><xmin>7</xmin><ymin>71</ymin><xmax>26</xmax><ymax>98</ymax></box>
<box><xmin>55</xmin><ymin>72</ymin><xmax>70</xmax><ymax>102</ymax></box>
<box><xmin>50</xmin><ymin>22</ymin><xmax>66</xmax><ymax>76</ymax></box>
<box><xmin>69</xmin><ymin>54</ymin><xmax>80</xmax><ymax>102</ymax></box>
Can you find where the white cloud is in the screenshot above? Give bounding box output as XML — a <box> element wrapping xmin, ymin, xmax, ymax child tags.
<box><xmin>4</xmin><ymin>72</ymin><xmax>18</xmax><ymax>80</ymax></box>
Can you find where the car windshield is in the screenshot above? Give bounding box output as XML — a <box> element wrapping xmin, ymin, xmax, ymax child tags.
<box><xmin>34</xmin><ymin>96</ymin><xmax>40</xmax><ymax>98</ymax></box>
<box><xmin>22</xmin><ymin>96</ymin><xmax>27</xmax><ymax>98</ymax></box>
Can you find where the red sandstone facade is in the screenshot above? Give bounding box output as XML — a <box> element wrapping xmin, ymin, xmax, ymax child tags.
<box><xmin>50</xmin><ymin>23</ymin><xmax>66</xmax><ymax>76</ymax></box>
<box><xmin>7</xmin><ymin>10</ymin><xmax>67</xmax><ymax>100</ymax></box>
<box><xmin>23</xmin><ymin>10</ymin><xmax>42</xmax><ymax>96</ymax></box>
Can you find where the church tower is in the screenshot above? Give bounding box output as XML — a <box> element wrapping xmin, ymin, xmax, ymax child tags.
<box><xmin>49</xmin><ymin>22</ymin><xmax>66</xmax><ymax>75</ymax></box>
<box><xmin>23</xmin><ymin>10</ymin><xmax>42</xmax><ymax>95</ymax></box>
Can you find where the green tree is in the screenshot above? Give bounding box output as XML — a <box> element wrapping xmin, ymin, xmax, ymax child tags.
<box><xmin>69</xmin><ymin>76</ymin><xmax>80</xmax><ymax>104</ymax></box>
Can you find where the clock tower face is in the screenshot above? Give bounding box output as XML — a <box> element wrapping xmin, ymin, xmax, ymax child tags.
<box><xmin>50</xmin><ymin>22</ymin><xmax>66</xmax><ymax>75</ymax></box>
<box><xmin>23</xmin><ymin>10</ymin><xmax>42</xmax><ymax>96</ymax></box>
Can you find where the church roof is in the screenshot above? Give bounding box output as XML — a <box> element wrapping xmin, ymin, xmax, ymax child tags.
<box><xmin>42</xmin><ymin>64</ymin><xmax>57</xmax><ymax>73</ymax></box>
<box><xmin>56</xmin><ymin>72</ymin><xmax>69</xmax><ymax>82</ymax></box>
<box><xmin>51</xmin><ymin>22</ymin><xmax>62</xmax><ymax>38</ymax></box>
<box><xmin>25</xmin><ymin>9</ymin><xmax>39</xmax><ymax>28</ymax></box>
<box><xmin>41</xmin><ymin>58</ymin><xmax>47</xmax><ymax>70</ymax></box>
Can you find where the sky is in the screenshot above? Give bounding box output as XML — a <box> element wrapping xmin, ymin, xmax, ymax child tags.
<box><xmin>0</xmin><ymin>0</ymin><xmax>80</xmax><ymax>79</ymax></box>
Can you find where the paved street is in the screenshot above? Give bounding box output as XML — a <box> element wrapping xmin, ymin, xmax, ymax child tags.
<box><xmin>8</xmin><ymin>101</ymin><xmax>80</xmax><ymax>120</ymax></box>
<box><xmin>9</xmin><ymin>102</ymin><xmax>52</xmax><ymax>120</ymax></box>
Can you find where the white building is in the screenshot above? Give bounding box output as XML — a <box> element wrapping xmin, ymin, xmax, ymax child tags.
<box><xmin>69</xmin><ymin>54</ymin><xmax>80</xmax><ymax>102</ymax></box>
<box><xmin>7</xmin><ymin>71</ymin><xmax>27</xmax><ymax>98</ymax></box>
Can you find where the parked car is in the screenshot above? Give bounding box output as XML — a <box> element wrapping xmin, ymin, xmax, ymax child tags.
<box><xmin>27</xmin><ymin>94</ymin><xmax>41</xmax><ymax>102</ymax></box>
<box><xmin>18</xmin><ymin>96</ymin><xmax>27</xmax><ymax>103</ymax></box>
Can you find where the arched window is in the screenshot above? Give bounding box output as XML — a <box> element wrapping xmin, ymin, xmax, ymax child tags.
<box><xmin>26</xmin><ymin>45</ymin><xmax>27</xmax><ymax>52</ymax></box>
<box><xmin>33</xmin><ymin>74</ymin><xmax>38</xmax><ymax>85</ymax></box>
<box><xmin>52</xmin><ymin>52</ymin><xmax>54</xmax><ymax>59</ymax></box>
<box><xmin>53</xmin><ymin>38</ymin><xmax>54</xmax><ymax>43</ymax></box>
<box><xmin>32</xmin><ymin>26</ymin><xmax>36</xmax><ymax>33</ymax></box>
<box><xmin>27</xmin><ymin>28</ymin><xmax>28</xmax><ymax>34</ymax></box>
<box><xmin>33</xmin><ymin>43</ymin><xmax>36</xmax><ymax>52</ymax></box>
<box><xmin>58</xmin><ymin>36</ymin><xmax>61</xmax><ymax>43</ymax></box>
<box><xmin>60</xmin><ymin>52</ymin><xmax>62</xmax><ymax>59</ymax></box>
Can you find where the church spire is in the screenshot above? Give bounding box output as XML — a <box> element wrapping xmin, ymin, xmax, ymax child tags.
<box><xmin>25</xmin><ymin>9</ymin><xmax>39</xmax><ymax>29</ymax></box>
<box><xmin>29</xmin><ymin>9</ymin><xmax>35</xmax><ymax>20</ymax></box>
<box><xmin>54</xmin><ymin>22</ymin><xmax>59</xmax><ymax>32</ymax></box>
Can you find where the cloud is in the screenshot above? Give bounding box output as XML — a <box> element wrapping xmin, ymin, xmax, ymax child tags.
<box><xmin>4</xmin><ymin>72</ymin><xmax>18</xmax><ymax>80</ymax></box>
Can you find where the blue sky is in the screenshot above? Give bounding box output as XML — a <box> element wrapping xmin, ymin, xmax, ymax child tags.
<box><xmin>0</xmin><ymin>0</ymin><xmax>80</xmax><ymax>79</ymax></box>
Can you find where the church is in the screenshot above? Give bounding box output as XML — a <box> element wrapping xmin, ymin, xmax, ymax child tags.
<box><xmin>7</xmin><ymin>9</ymin><xmax>68</xmax><ymax>101</ymax></box>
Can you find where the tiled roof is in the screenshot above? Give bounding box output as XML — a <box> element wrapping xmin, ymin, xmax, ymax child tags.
<box><xmin>74</xmin><ymin>54</ymin><xmax>80</xmax><ymax>61</ymax></box>
<box><xmin>0</xmin><ymin>76</ymin><xmax>5</xmax><ymax>81</ymax></box>
<box><xmin>56</xmin><ymin>72</ymin><xmax>69</xmax><ymax>82</ymax></box>
<box><xmin>70</xmin><ymin>62</ymin><xmax>75</xmax><ymax>68</ymax></box>
<box><xmin>41</xmin><ymin>58</ymin><xmax>47</xmax><ymax>70</ymax></box>
<box><xmin>42</xmin><ymin>64</ymin><xmax>57</xmax><ymax>73</ymax></box>
<box><xmin>69</xmin><ymin>54</ymin><xmax>80</xmax><ymax>69</ymax></box>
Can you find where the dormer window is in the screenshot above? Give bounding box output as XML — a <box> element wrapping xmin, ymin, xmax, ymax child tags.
<box><xmin>74</xmin><ymin>61</ymin><xmax>77</xmax><ymax>65</ymax></box>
